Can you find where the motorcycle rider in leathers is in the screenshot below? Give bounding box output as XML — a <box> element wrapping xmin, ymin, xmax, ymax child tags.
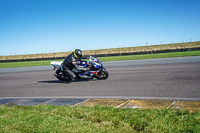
<box><xmin>62</xmin><ymin>49</ymin><xmax>89</xmax><ymax>80</ymax></box>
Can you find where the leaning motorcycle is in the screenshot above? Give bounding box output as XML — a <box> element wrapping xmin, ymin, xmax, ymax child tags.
<box><xmin>50</xmin><ymin>56</ymin><xmax>109</xmax><ymax>81</ymax></box>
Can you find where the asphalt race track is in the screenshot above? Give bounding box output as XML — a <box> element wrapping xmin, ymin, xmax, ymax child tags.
<box><xmin>0</xmin><ymin>56</ymin><xmax>200</xmax><ymax>101</ymax></box>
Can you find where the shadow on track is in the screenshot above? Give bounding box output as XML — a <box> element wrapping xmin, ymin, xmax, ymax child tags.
<box><xmin>38</xmin><ymin>79</ymin><xmax>97</xmax><ymax>84</ymax></box>
<box><xmin>38</xmin><ymin>80</ymin><xmax>65</xmax><ymax>84</ymax></box>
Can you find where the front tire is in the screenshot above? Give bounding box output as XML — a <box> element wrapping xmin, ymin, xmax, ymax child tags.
<box><xmin>96</xmin><ymin>68</ymin><xmax>109</xmax><ymax>80</ymax></box>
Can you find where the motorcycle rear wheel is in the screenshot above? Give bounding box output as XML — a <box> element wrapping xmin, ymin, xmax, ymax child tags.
<box><xmin>55</xmin><ymin>69</ymin><xmax>69</xmax><ymax>81</ymax></box>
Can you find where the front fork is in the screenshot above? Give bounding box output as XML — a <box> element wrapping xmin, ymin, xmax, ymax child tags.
<box><xmin>94</xmin><ymin>68</ymin><xmax>104</xmax><ymax>78</ymax></box>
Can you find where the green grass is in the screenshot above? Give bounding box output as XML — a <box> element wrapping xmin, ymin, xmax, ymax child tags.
<box><xmin>0</xmin><ymin>60</ymin><xmax>54</xmax><ymax>68</ymax></box>
<box><xmin>0</xmin><ymin>105</ymin><xmax>199</xmax><ymax>132</ymax></box>
<box><xmin>0</xmin><ymin>50</ymin><xmax>200</xmax><ymax>68</ymax></box>
<box><xmin>98</xmin><ymin>50</ymin><xmax>200</xmax><ymax>62</ymax></box>
<box><xmin>1</xmin><ymin>41</ymin><xmax>200</xmax><ymax>61</ymax></box>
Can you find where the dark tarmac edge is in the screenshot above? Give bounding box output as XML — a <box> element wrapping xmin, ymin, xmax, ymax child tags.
<box><xmin>0</xmin><ymin>98</ymin><xmax>200</xmax><ymax>113</ymax></box>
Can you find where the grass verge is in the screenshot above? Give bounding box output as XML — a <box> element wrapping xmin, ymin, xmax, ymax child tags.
<box><xmin>0</xmin><ymin>60</ymin><xmax>54</xmax><ymax>68</ymax></box>
<box><xmin>0</xmin><ymin>105</ymin><xmax>199</xmax><ymax>132</ymax></box>
<box><xmin>98</xmin><ymin>50</ymin><xmax>200</xmax><ymax>62</ymax></box>
<box><xmin>0</xmin><ymin>50</ymin><xmax>200</xmax><ymax>68</ymax></box>
<box><xmin>1</xmin><ymin>41</ymin><xmax>200</xmax><ymax>60</ymax></box>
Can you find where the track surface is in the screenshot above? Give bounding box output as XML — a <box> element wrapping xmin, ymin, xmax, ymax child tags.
<box><xmin>0</xmin><ymin>56</ymin><xmax>200</xmax><ymax>101</ymax></box>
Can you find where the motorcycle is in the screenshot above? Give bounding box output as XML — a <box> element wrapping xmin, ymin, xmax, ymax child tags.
<box><xmin>50</xmin><ymin>56</ymin><xmax>109</xmax><ymax>81</ymax></box>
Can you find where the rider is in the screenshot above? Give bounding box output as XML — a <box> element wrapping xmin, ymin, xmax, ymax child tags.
<box><xmin>62</xmin><ymin>49</ymin><xmax>89</xmax><ymax>80</ymax></box>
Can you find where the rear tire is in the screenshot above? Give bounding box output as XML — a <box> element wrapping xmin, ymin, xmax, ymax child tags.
<box><xmin>55</xmin><ymin>69</ymin><xmax>69</xmax><ymax>81</ymax></box>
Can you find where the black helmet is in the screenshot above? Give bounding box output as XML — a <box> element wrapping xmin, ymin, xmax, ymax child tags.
<box><xmin>73</xmin><ymin>49</ymin><xmax>82</xmax><ymax>59</ymax></box>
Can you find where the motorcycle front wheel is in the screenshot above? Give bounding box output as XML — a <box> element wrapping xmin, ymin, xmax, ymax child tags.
<box><xmin>96</xmin><ymin>68</ymin><xmax>109</xmax><ymax>80</ymax></box>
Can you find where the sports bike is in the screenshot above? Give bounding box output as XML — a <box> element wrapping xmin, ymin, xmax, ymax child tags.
<box><xmin>50</xmin><ymin>56</ymin><xmax>109</xmax><ymax>81</ymax></box>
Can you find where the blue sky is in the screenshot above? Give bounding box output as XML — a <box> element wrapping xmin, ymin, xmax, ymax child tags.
<box><xmin>0</xmin><ymin>0</ymin><xmax>200</xmax><ymax>55</ymax></box>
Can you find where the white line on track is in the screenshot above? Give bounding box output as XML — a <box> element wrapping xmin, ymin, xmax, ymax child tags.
<box><xmin>1</xmin><ymin>96</ymin><xmax>200</xmax><ymax>101</ymax></box>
